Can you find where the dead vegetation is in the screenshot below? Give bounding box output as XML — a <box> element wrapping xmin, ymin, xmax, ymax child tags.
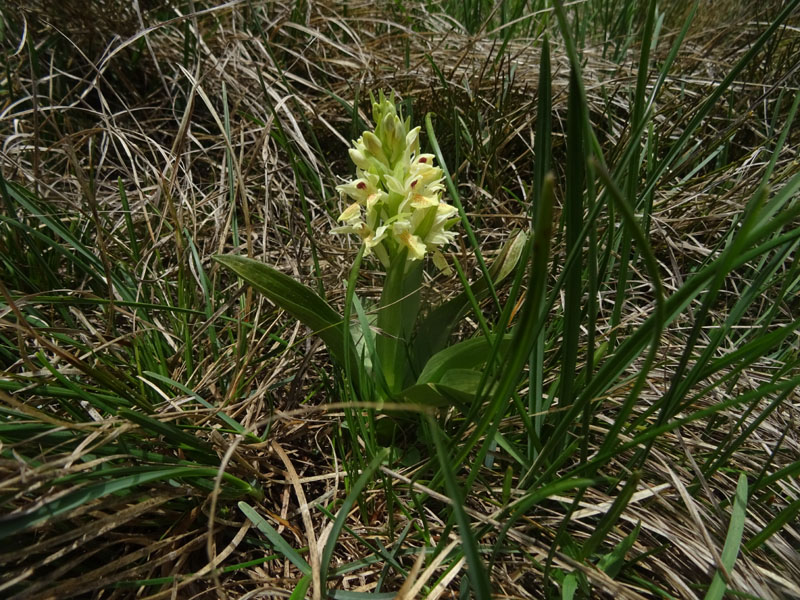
<box><xmin>1</xmin><ymin>1</ymin><xmax>799</xmax><ymax>598</ymax></box>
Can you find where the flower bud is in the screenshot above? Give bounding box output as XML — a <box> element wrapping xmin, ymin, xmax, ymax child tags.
<box><xmin>349</xmin><ymin>148</ymin><xmax>371</xmax><ymax>171</ymax></box>
<box><xmin>362</xmin><ymin>131</ymin><xmax>385</xmax><ymax>161</ymax></box>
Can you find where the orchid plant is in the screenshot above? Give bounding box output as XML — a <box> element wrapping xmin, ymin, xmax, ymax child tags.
<box><xmin>215</xmin><ymin>92</ymin><xmax>526</xmax><ymax>411</ymax></box>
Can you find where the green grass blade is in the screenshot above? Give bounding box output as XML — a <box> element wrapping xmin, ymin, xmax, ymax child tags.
<box><xmin>452</xmin><ymin>174</ymin><xmax>555</xmax><ymax>475</ymax></box>
<box><xmin>119</xmin><ymin>407</ymin><xmax>215</xmax><ymax>455</ymax></box>
<box><xmin>559</xmin><ymin>65</ymin><xmax>585</xmax><ymax>417</ymax></box>
<box><xmin>143</xmin><ymin>371</ymin><xmax>252</xmax><ymax>438</ymax></box>
<box><xmin>239</xmin><ymin>501</ymin><xmax>312</xmax><ymax>576</ymax></box>
<box><xmin>489</xmin><ymin>476</ymin><xmax>597</xmax><ymax>567</ymax></box>
<box><xmin>425</xmin><ymin>112</ymin><xmax>499</xmax><ymax>310</ymax></box>
<box><xmin>319</xmin><ymin>447</ymin><xmax>389</xmax><ymax>587</ymax></box>
<box><xmin>0</xmin><ymin>467</ymin><xmax>258</xmax><ymax>540</ymax></box>
<box><xmin>529</xmin><ymin>33</ymin><xmax>553</xmax><ymax>457</ymax></box>
<box><xmin>320</xmin><ymin>448</ymin><xmax>389</xmax><ymax>586</ymax></box>
<box><xmin>637</xmin><ymin>0</ymin><xmax>800</xmax><ymax>201</ymax></box>
<box><xmin>412</xmin><ymin>230</ymin><xmax>526</xmax><ymax>371</ymax></box>
<box><xmin>703</xmin><ymin>474</ymin><xmax>748</xmax><ymax>600</ymax></box>
<box><xmin>744</xmin><ymin>497</ymin><xmax>800</xmax><ymax>553</ymax></box>
<box><xmin>579</xmin><ymin>472</ymin><xmax>641</xmax><ymax>561</ymax></box>
<box><xmin>430</xmin><ymin>418</ymin><xmax>492</xmax><ymax>600</ymax></box>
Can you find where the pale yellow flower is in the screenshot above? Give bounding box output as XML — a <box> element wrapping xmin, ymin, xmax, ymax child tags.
<box><xmin>332</xmin><ymin>91</ymin><xmax>459</xmax><ymax>271</ymax></box>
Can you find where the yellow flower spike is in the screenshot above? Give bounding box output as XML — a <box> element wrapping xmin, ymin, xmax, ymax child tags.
<box><xmin>332</xmin><ymin>91</ymin><xmax>459</xmax><ymax>270</ymax></box>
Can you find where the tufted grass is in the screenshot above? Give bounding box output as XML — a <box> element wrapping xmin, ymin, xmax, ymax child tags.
<box><xmin>1</xmin><ymin>1</ymin><xmax>799</xmax><ymax>598</ymax></box>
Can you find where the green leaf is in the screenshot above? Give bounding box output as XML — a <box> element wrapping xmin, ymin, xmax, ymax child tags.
<box><xmin>417</xmin><ymin>334</ymin><xmax>512</xmax><ymax>385</ymax></box>
<box><xmin>704</xmin><ymin>474</ymin><xmax>748</xmax><ymax>600</ymax></box>
<box><xmin>214</xmin><ymin>255</ymin><xmax>352</xmax><ymax>366</ymax></box>
<box><xmin>239</xmin><ymin>501</ymin><xmax>311</xmax><ymax>576</ymax></box>
<box><xmin>399</xmin><ymin>382</ymin><xmax>474</xmax><ymax>408</ymax></box>
<box><xmin>561</xmin><ymin>573</ymin><xmax>578</xmax><ymax>600</ymax></box>
<box><xmin>0</xmin><ymin>467</ymin><xmax>257</xmax><ymax>540</ymax></box>
<box><xmin>438</xmin><ymin>369</ymin><xmax>485</xmax><ymax>393</ymax></box>
<box><xmin>319</xmin><ymin>448</ymin><xmax>389</xmax><ymax>587</ymax></box>
<box><xmin>597</xmin><ymin>522</ymin><xmax>641</xmax><ymax>578</ymax></box>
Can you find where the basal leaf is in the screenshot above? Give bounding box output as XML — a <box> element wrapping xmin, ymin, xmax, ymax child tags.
<box><xmin>417</xmin><ymin>334</ymin><xmax>511</xmax><ymax>385</ymax></box>
<box><xmin>214</xmin><ymin>255</ymin><xmax>352</xmax><ymax>366</ymax></box>
<box><xmin>412</xmin><ymin>230</ymin><xmax>527</xmax><ymax>371</ymax></box>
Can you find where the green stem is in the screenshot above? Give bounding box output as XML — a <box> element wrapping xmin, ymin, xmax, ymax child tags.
<box><xmin>376</xmin><ymin>254</ymin><xmax>422</xmax><ymax>394</ymax></box>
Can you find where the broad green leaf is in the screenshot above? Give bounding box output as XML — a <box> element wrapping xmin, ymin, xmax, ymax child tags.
<box><xmin>417</xmin><ymin>334</ymin><xmax>512</xmax><ymax>385</ymax></box>
<box><xmin>561</xmin><ymin>573</ymin><xmax>578</xmax><ymax>600</ymax></box>
<box><xmin>399</xmin><ymin>382</ymin><xmax>474</xmax><ymax>408</ymax></box>
<box><xmin>214</xmin><ymin>255</ymin><xmax>352</xmax><ymax>366</ymax></box>
<box><xmin>413</xmin><ymin>230</ymin><xmax>526</xmax><ymax>370</ymax></box>
<box><xmin>438</xmin><ymin>369</ymin><xmax>484</xmax><ymax>393</ymax></box>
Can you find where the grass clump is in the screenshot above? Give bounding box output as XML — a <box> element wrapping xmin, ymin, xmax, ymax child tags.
<box><xmin>1</xmin><ymin>0</ymin><xmax>799</xmax><ymax>598</ymax></box>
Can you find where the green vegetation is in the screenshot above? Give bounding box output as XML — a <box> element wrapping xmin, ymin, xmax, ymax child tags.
<box><xmin>1</xmin><ymin>0</ymin><xmax>798</xmax><ymax>598</ymax></box>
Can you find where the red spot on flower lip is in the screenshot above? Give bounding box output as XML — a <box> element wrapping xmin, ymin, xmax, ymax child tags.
<box><xmin>418</xmin><ymin>157</ymin><xmax>427</xmax><ymax>163</ymax></box>
<box><xmin>357</xmin><ymin>182</ymin><xmax>367</xmax><ymax>189</ymax></box>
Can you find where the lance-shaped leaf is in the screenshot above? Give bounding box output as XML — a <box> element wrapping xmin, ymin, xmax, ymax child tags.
<box><xmin>411</xmin><ymin>229</ymin><xmax>527</xmax><ymax>372</ymax></box>
<box><xmin>416</xmin><ymin>333</ymin><xmax>512</xmax><ymax>385</ymax></box>
<box><xmin>214</xmin><ymin>255</ymin><xmax>352</xmax><ymax>366</ymax></box>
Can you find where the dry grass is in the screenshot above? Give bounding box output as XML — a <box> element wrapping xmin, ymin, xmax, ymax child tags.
<box><xmin>1</xmin><ymin>1</ymin><xmax>799</xmax><ymax>598</ymax></box>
